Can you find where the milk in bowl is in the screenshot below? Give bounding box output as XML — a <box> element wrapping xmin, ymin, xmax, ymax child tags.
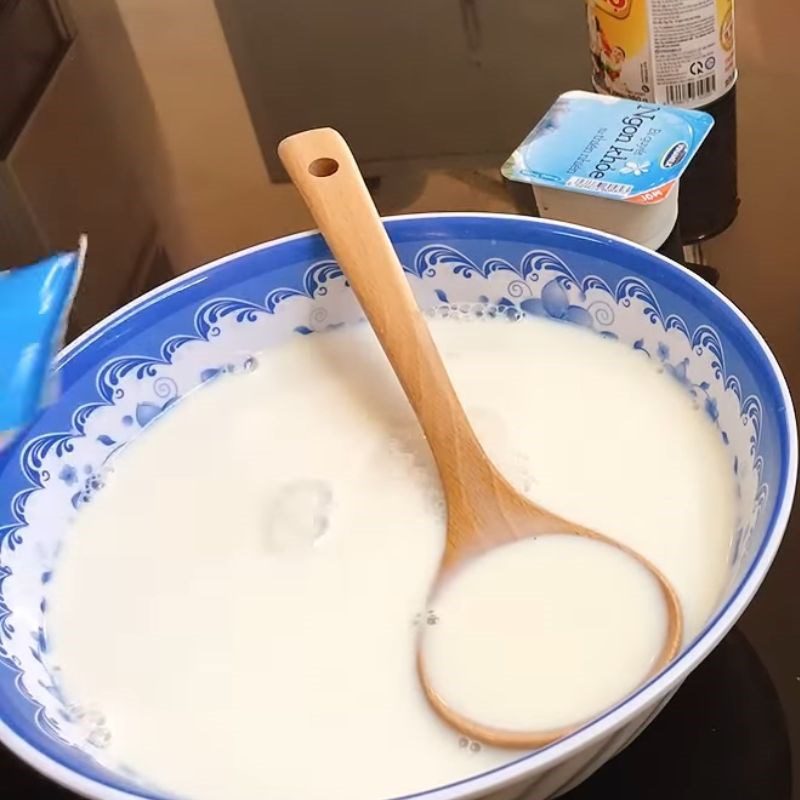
<box><xmin>0</xmin><ymin>215</ymin><xmax>793</xmax><ymax>800</ymax></box>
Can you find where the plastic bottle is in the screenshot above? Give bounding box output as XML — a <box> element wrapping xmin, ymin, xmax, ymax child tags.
<box><xmin>585</xmin><ymin>0</ymin><xmax>738</xmax><ymax>243</ymax></box>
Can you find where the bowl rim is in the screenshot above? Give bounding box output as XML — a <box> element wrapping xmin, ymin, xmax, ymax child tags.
<box><xmin>0</xmin><ymin>212</ymin><xmax>795</xmax><ymax>800</ymax></box>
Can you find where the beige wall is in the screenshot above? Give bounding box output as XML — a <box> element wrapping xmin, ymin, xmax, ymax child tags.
<box><xmin>65</xmin><ymin>0</ymin><xmax>182</xmax><ymax>262</ymax></box>
<box><xmin>101</xmin><ymin>0</ymin><xmax>515</xmax><ymax>273</ymax></box>
<box><xmin>113</xmin><ymin>0</ymin><xmax>309</xmax><ymax>269</ymax></box>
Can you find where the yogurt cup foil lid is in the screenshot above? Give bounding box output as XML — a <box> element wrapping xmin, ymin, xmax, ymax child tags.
<box><xmin>502</xmin><ymin>90</ymin><xmax>714</xmax><ymax>206</ymax></box>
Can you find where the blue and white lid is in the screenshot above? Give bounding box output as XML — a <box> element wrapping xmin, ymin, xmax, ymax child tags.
<box><xmin>502</xmin><ymin>90</ymin><xmax>714</xmax><ymax>207</ymax></box>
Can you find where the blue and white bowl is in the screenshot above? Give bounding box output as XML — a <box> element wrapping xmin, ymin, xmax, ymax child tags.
<box><xmin>0</xmin><ymin>214</ymin><xmax>795</xmax><ymax>800</ymax></box>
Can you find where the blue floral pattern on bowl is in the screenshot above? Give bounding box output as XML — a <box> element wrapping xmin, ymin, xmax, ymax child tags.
<box><xmin>0</xmin><ymin>215</ymin><xmax>793</xmax><ymax>800</ymax></box>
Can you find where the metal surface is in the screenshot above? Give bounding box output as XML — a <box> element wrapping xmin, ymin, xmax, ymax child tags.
<box><xmin>214</xmin><ymin>0</ymin><xmax>590</xmax><ymax>180</ymax></box>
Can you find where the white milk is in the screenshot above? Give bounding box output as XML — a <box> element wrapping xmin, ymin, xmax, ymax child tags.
<box><xmin>46</xmin><ymin>315</ymin><xmax>735</xmax><ymax>800</ymax></box>
<box><xmin>421</xmin><ymin>535</ymin><xmax>668</xmax><ymax>733</ymax></box>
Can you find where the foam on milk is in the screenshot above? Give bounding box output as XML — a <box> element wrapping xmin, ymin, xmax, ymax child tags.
<box><xmin>45</xmin><ymin>314</ymin><xmax>735</xmax><ymax>800</ymax></box>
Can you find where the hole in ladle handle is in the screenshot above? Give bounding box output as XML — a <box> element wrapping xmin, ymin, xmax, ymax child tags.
<box><xmin>308</xmin><ymin>157</ymin><xmax>340</xmax><ymax>177</ymax></box>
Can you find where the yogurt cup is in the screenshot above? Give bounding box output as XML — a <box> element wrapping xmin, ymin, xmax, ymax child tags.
<box><xmin>502</xmin><ymin>91</ymin><xmax>714</xmax><ymax>252</ymax></box>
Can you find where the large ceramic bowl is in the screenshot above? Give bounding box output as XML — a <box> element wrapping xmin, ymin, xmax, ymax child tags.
<box><xmin>0</xmin><ymin>214</ymin><xmax>795</xmax><ymax>800</ymax></box>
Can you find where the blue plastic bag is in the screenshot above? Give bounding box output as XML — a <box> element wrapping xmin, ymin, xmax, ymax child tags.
<box><xmin>0</xmin><ymin>237</ymin><xmax>86</xmax><ymax>451</ymax></box>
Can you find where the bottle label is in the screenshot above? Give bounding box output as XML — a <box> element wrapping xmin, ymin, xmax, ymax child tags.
<box><xmin>587</xmin><ymin>0</ymin><xmax>737</xmax><ymax>108</ymax></box>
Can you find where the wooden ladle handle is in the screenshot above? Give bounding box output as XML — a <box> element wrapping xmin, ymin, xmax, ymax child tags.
<box><xmin>278</xmin><ymin>128</ymin><xmax>488</xmax><ymax>487</ymax></box>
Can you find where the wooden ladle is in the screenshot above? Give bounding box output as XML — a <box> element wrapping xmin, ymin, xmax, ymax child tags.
<box><xmin>278</xmin><ymin>128</ymin><xmax>683</xmax><ymax>749</ymax></box>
